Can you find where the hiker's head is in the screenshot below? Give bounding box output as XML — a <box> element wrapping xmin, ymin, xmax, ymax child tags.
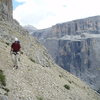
<box><xmin>15</xmin><ymin>37</ymin><xmax>18</xmax><ymax>41</ymax></box>
<box><xmin>14</xmin><ymin>37</ymin><xmax>19</xmax><ymax>43</ymax></box>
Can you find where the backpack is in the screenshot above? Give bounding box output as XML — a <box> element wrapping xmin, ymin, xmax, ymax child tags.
<box><xmin>11</xmin><ymin>41</ymin><xmax>21</xmax><ymax>52</ymax></box>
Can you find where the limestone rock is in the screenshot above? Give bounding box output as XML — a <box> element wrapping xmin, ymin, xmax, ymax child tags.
<box><xmin>0</xmin><ymin>0</ymin><xmax>13</xmax><ymax>21</ymax></box>
<box><xmin>31</xmin><ymin>16</ymin><xmax>100</xmax><ymax>92</ymax></box>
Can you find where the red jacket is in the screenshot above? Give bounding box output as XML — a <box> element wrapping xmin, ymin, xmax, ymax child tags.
<box><xmin>11</xmin><ymin>42</ymin><xmax>21</xmax><ymax>52</ymax></box>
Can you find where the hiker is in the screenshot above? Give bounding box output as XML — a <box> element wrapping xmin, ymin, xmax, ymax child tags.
<box><xmin>10</xmin><ymin>37</ymin><xmax>21</xmax><ymax>69</ymax></box>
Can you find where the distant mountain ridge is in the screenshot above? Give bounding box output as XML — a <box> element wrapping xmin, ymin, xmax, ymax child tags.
<box><xmin>31</xmin><ymin>16</ymin><xmax>100</xmax><ymax>93</ymax></box>
<box><xmin>32</xmin><ymin>15</ymin><xmax>100</xmax><ymax>39</ymax></box>
<box><xmin>23</xmin><ymin>25</ymin><xmax>37</xmax><ymax>34</ymax></box>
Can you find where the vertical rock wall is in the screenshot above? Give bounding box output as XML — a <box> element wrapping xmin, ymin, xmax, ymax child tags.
<box><xmin>32</xmin><ymin>16</ymin><xmax>100</xmax><ymax>92</ymax></box>
<box><xmin>0</xmin><ymin>0</ymin><xmax>13</xmax><ymax>21</ymax></box>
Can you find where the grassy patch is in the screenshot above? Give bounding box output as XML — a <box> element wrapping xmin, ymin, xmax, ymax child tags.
<box><xmin>0</xmin><ymin>70</ymin><xmax>6</xmax><ymax>86</ymax></box>
<box><xmin>68</xmin><ymin>80</ymin><xmax>72</xmax><ymax>84</ymax></box>
<box><xmin>64</xmin><ymin>84</ymin><xmax>70</xmax><ymax>90</ymax></box>
<box><xmin>0</xmin><ymin>70</ymin><xmax>10</xmax><ymax>95</ymax></box>
<box><xmin>36</xmin><ymin>96</ymin><xmax>43</xmax><ymax>100</ymax></box>
<box><xmin>30</xmin><ymin>58</ymin><xmax>35</xmax><ymax>63</ymax></box>
<box><xmin>5</xmin><ymin>42</ymin><xmax>10</xmax><ymax>46</ymax></box>
<box><xmin>59</xmin><ymin>74</ymin><xmax>63</xmax><ymax>78</ymax></box>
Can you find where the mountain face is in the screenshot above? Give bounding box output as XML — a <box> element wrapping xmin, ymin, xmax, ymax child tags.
<box><xmin>23</xmin><ymin>25</ymin><xmax>37</xmax><ymax>34</ymax></box>
<box><xmin>0</xmin><ymin>0</ymin><xmax>100</xmax><ymax>100</ymax></box>
<box><xmin>0</xmin><ymin>0</ymin><xmax>13</xmax><ymax>21</ymax></box>
<box><xmin>31</xmin><ymin>16</ymin><xmax>100</xmax><ymax>92</ymax></box>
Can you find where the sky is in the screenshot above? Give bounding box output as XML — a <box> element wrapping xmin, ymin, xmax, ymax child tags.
<box><xmin>13</xmin><ymin>0</ymin><xmax>100</xmax><ymax>29</ymax></box>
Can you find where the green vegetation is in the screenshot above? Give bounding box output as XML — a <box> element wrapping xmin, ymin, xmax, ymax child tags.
<box><xmin>0</xmin><ymin>69</ymin><xmax>10</xmax><ymax>95</ymax></box>
<box><xmin>64</xmin><ymin>84</ymin><xmax>70</xmax><ymax>90</ymax></box>
<box><xmin>0</xmin><ymin>70</ymin><xmax>6</xmax><ymax>86</ymax></box>
<box><xmin>30</xmin><ymin>58</ymin><xmax>35</xmax><ymax>63</ymax></box>
<box><xmin>36</xmin><ymin>96</ymin><xmax>43</xmax><ymax>100</ymax></box>
<box><xmin>59</xmin><ymin>74</ymin><xmax>63</xmax><ymax>78</ymax></box>
<box><xmin>68</xmin><ymin>80</ymin><xmax>72</xmax><ymax>84</ymax></box>
<box><xmin>5</xmin><ymin>42</ymin><xmax>10</xmax><ymax>46</ymax></box>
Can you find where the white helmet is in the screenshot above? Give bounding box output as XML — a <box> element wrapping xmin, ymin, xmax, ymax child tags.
<box><xmin>15</xmin><ymin>37</ymin><xmax>18</xmax><ymax>41</ymax></box>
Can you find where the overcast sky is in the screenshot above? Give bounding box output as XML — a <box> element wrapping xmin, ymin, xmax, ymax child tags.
<box><xmin>13</xmin><ymin>0</ymin><xmax>100</xmax><ymax>29</ymax></box>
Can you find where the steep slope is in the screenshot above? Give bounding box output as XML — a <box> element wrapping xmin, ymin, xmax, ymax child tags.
<box><xmin>0</xmin><ymin>0</ymin><xmax>13</xmax><ymax>21</ymax></box>
<box><xmin>31</xmin><ymin>16</ymin><xmax>100</xmax><ymax>92</ymax></box>
<box><xmin>0</xmin><ymin>20</ymin><xmax>100</xmax><ymax>100</ymax></box>
<box><xmin>0</xmin><ymin>20</ymin><xmax>54</xmax><ymax>68</ymax></box>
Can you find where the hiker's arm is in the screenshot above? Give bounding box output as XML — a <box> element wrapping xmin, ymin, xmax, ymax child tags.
<box><xmin>10</xmin><ymin>48</ymin><xmax>13</xmax><ymax>55</ymax></box>
<box><xmin>19</xmin><ymin>47</ymin><xmax>23</xmax><ymax>54</ymax></box>
<box><xmin>19</xmin><ymin>49</ymin><xmax>23</xmax><ymax>54</ymax></box>
<box><xmin>11</xmin><ymin>48</ymin><xmax>13</xmax><ymax>51</ymax></box>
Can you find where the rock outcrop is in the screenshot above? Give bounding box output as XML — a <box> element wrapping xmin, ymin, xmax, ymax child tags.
<box><xmin>0</xmin><ymin>0</ymin><xmax>13</xmax><ymax>21</ymax></box>
<box><xmin>32</xmin><ymin>16</ymin><xmax>100</xmax><ymax>39</ymax></box>
<box><xmin>31</xmin><ymin>16</ymin><xmax>100</xmax><ymax>92</ymax></box>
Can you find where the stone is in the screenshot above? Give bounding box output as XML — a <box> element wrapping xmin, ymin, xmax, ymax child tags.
<box><xmin>0</xmin><ymin>0</ymin><xmax>12</xmax><ymax>21</ymax></box>
<box><xmin>0</xmin><ymin>95</ymin><xmax>8</xmax><ymax>100</ymax></box>
<box><xmin>31</xmin><ymin>16</ymin><xmax>100</xmax><ymax>92</ymax></box>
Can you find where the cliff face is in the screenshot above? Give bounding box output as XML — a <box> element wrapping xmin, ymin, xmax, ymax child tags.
<box><xmin>32</xmin><ymin>16</ymin><xmax>100</xmax><ymax>39</ymax></box>
<box><xmin>32</xmin><ymin>16</ymin><xmax>100</xmax><ymax>92</ymax></box>
<box><xmin>56</xmin><ymin>38</ymin><xmax>100</xmax><ymax>91</ymax></box>
<box><xmin>50</xmin><ymin>16</ymin><xmax>100</xmax><ymax>36</ymax></box>
<box><xmin>0</xmin><ymin>0</ymin><xmax>13</xmax><ymax>21</ymax></box>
